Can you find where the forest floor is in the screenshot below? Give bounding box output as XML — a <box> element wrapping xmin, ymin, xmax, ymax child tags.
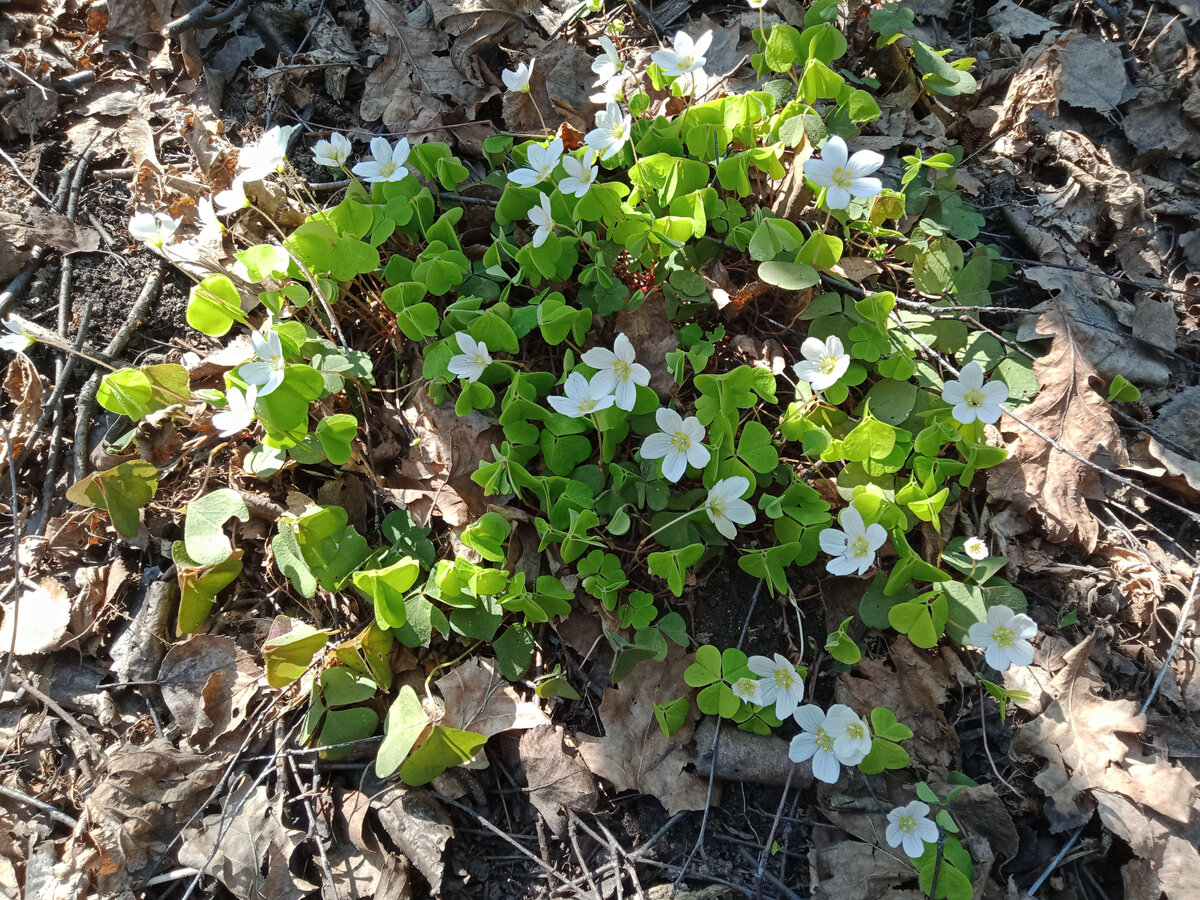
<box><xmin>2</xmin><ymin>0</ymin><xmax>1200</xmax><ymax>898</ymax></box>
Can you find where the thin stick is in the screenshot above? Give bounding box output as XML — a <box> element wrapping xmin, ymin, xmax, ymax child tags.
<box><xmin>0</xmin><ymin>424</ymin><xmax>22</xmax><ymax>702</ymax></box>
<box><xmin>977</xmin><ymin>683</ymin><xmax>1022</xmax><ymax>796</ymax></box>
<box><xmin>13</xmin><ymin>673</ymin><xmax>104</xmax><ymax>755</ymax></box>
<box><xmin>752</xmin><ymin>764</ymin><xmax>796</xmax><ymax>900</ymax></box>
<box><xmin>1026</xmin><ymin>822</ymin><xmax>1085</xmax><ymax>897</ymax></box>
<box><xmin>0</xmin><ymin>783</ymin><xmax>78</xmax><ymax>829</ymax></box>
<box><xmin>1140</xmin><ymin>569</ymin><xmax>1200</xmax><ymax>715</ymax></box>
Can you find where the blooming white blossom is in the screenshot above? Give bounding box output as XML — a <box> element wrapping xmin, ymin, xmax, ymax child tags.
<box><xmin>447</xmin><ymin>332</ymin><xmax>492</xmax><ymax>383</ymax></box>
<box><xmin>819</xmin><ymin>506</ymin><xmax>887</xmax><ymax>576</ymax></box>
<box><xmin>789</xmin><ymin>703</ymin><xmax>872</xmax><ymax>783</ymax></box>
<box><xmin>964</xmin><ymin>536</ymin><xmax>989</xmax><ymax>561</ymax></box>
<box><xmin>129</xmin><ymin>212</ymin><xmax>180</xmax><ymax>249</ymax></box>
<box><xmin>652</xmin><ymin>30</ymin><xmax>713</xmax><ymax>78</ymax></box>
<box><xmin>0</xmin><ymin>317</ymin><xmax>34</xmax><ymax>353</ymax></box>
<box><xmin>214</xmin><ymin>177</ymin><xmax>249</xmax><ymax>216</ymax></box>
<box><xmin>640</xmin><ymin>407</ymin><xmax>710</xmax><ymax>483</ymax></box>
<box><xmin>196</xmin><ymin>196</ymin><xmax>223</xmax><ymax>242</ymax></box>
<box><xmin>942</xmin><ymin>361</ymin><xmax>1008</xmax><ymax>425</ymax></box>
<box><xmin>793</xmin><ymin>335</ymin><xmax>850</xmax><ymax>392</ymax></box>
<box><xmin>312</xmin><ymin>132</ymin><xmax>352</xmax><ymax>168</ymax></box>
<box><xmin>747</xmin><ymin>0</ymin><xmax>768</xmax><ymax>8</ymax></box>
<box><xmin>886</xmin><ymin>801</ymin><xmax>940</xmax><ymax>858</ymax></box>
<box><xmin>238</xmin><ymin>124</ymin><xmax>298</xmax><ymax>182</ymax></box>
<box><xmin>731</xmin><ymin>676</ymin><xmax>763</xmax><ymax>705</ymax></box>
<box><xmin>581</xmin><ymin>333</ymin><xmax>650</xmax><ymax>411</ymax></box>
<box><xmin>590</xmin><ymin>73</ymin><xmax>626</xmax><ymax>105</ymax></box>
<box><xmin>212</xmin><ymin>385</ymin><xmax>257</xmax><ymax>437</ymax></box>
<box><xmin>747</xmin><ymin>653</ymin><xmax>805</xmax><ymax>720</ymax></box>
<box><xmin>591</xmin><ymin>36</ymin><xmax>623</xmax><ymax>83</ymax></box>
<box><xmin>240</xmin><ymin>328</ymin><xmax>287</xmax><ymax>397</ymax></box>
<box><xmin>804</xmin><ymin>136</ymin><xmax>884</xmax><ymax>210</ymax></box>
<box><xmin>527</xmin><ymin>193</ymin><xmax>555</xmax><ymax>248</ymax></box>
<box><xmin>559</xmin><ymin>148</ymin><xmax>599</xmax><ymax>198</ymax></box>
<box><xmin>704</xmin><ymin>476</ymin><xmax>756</xmax><ymax>539</ymax></box>
<box><xmin>968</xmin><ymin>605</ymin><xmax>1037</xmax><ymax>671</ymax></box>
<box><xmin>352</xmin><ymin>136</ymin><xmax>411</xmax><ymax>184</ymax></box>
<box><xmin>586</xmin><ymin>102</ymin><xmax>632</xmax><ymax>161</ymax></box>
<box><xmin>508</xmin><ymin>138</ymin><xmax>564</xmax><ymax>187</ymax></box>
<box><xmin>548</xmin><ymin>371</ymin><xmax>616</xmax><ymax>418</ymax></box>
<box><xmin>502</xmin><ymin>59</ymin><xmax>534</xmax><ymax>93</ymax></box>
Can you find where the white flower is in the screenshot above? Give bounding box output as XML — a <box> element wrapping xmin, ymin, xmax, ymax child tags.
<box><xmin>527</xmin><ymin>193</ymin><xmax>555</xmax><ymax>248</ymax></box>
<box><xmin>586</xmin><ymin>102</ymin><xmax>633</xmax><ymax>161</ymax></box>
<box><xmin>964</xmin><ymin>536</ymin><xmax>989</xmax><ymax>561</ymax></box>
<box><xmin>591</xmin><ymin>36</ymin><xmax>623</xmax><ymax>84</ymax></box>
<box><xmin>509</xmin><ymin>138</ymin><xmax>564</xmax><ymax>187</ymax></box>
<box><xmin>590</xmin><ymin>73</ymin><xmax>626</xmax><ymax>105</ymax></box>
<box><xmin>238</xmin><ymin>124</ymin><xmax>298</xmax><ymax>182</ymax></box>
<box><xmin>312</xmin><ymin>132</ymin><xmax>352</xmax><ymax>168</ymax></box>
<box><xmin>731</xmin><ymin>676</ymin><xmax>763</xmax><ymax>705</ymax></box>
<box><xmin>747</xmin><ymin>0</ymin><xmax>767</xmax><ymax>7</ymax></box>
<box><xmin>559</xmin><ymin>148</ymin><xmax>599</xmax><ymax>198</ymax></box>
<box><xmin>793</xmin><ymin>335</ymin><xmax>850</xmax><ymax>392</ymax></box>
<box><xmin>819</xmin><ymin>506</ymin><xmax>887</xmax><ymax>576</ymax></box>
<box><xmin>747</xmin><ymin>653</ymin><xmax>805</xmax><ymax>720</ymax></box>
<box><xmin>581</xmin><ymin>333</ymin><xmax>650</xmax><ymax>411</ymax></box>
<box><xmin>1</xmin><ymin>317</ymin><xmax>34</xmax><ymax>353</ymax></box>
<box><xmin>942</xmin><ymin>361</ymin><xmax>1008</xmax><ymax>425</ymax></box>
<box><xmin>502</xmin><ymin>59</ymin><xmax>534</xmax><ymax>94</ymax></box>
<box><xmin>548</xmin><ymin>371</ymin><xmax>617</xmax><ymax>418</ymax></box>
<box><xmin>214</xmin><ymin>177</ymin><xmax>249</xmax><ymax>216</ymax></box>
<box><xmin>968</xmin><ymin>605</ymin><xmax>1037</xmax><ymax>671</ymax></box>
<box><xmin>447</xmin><ymin>332</ymin><xmax>492</xmax><ymax>383</ymax></box>
<box><xmin>351</xmin><ymin>136</ymin><xmax>411</xmax><ymax>184</ymax></box>
<box><xmin>129</xmin><ymin>212</ymin><xmax>180</xmax><ymax>249</ymax></box>
<box><xmin>886</xmin><ymin>801</ymin><xmax>940</xmax><ymax>858</ymax></box>
<box><xmin>652</xmin><ymin>30</ymin><xmax>713</xmax><ymax>78</ymax></box>
<box><xmin>240</xmin><ymin>328</ymin><xmax>287</xmax><ymax>397</ymax></box>
<box><xmin>196</xmin><ymin>196</ymin><xmax>223</xmax><ymax>242</ymax></box>
<box><xmin>212</xmin><ymin>385</ymin><xmax>257</xmax><ymax>437</ymax></box>
<box><xmin>704</xmin><ymin>476</ymin><xmax>755</xmax><ymax>540</ymax></box>
<box><xmin>789</xmin><ymin>703</ymin><xmax>872</xmax><ymax>783</ymax></box>
<box><xmin>804</xmin><ymin>136</ymin><xmax>884</xmax><ymax>210</ymax></box>
<box><xmin>640</xmin><ymin>407</ymin><xmax>710</xmax><ymax>482</ymax></box>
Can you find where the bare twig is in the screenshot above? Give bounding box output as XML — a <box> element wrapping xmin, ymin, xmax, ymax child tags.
<box><xmin>13</xmin><ymin>673</ymin><xmax>104</xmax><ymax>755</ymax></box>
<box><xmin>0</xmin><ymin>783</ymin><xmax>78</xmax><ymax>829</ymax></box>
<box><xmin>977</xmin><ymin>683</ymin><xmax>1022</xmax><ymax>797</ymax></box>
<box><xmin>752</xmin><ymin>764</ymin><xmax>796</xmax><ymax>900</ymax></box>
<box><xmin>1140</xmin><ymin>569</ymin><xmax>1200</xmax><ymax>715</ymax></box>
<box><xmin>1026</xmin><ymin>822</ymin><xmax>1085</xmax><ymax>897</ymax></box>
<box><xmin>0</xmin><ymin>424</ymin><xmax>23</xmax><ymax>702</ymax></box>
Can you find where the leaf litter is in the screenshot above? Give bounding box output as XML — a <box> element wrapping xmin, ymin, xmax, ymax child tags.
<box><xmin>3</xmin><ymin>0</ymin><xmax>1200</xmax><ymax>897</ymax></box>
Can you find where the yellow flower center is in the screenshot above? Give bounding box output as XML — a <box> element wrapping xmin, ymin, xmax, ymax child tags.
<box><xmin>578</xmin><ymin>398</ymin><xmax>598</xmax><ymax>413</ymax></box>
<box><xmin>773</xmin><ymin>668</ymin><xmax>794</xmax><ymax>690</ymax></box>
<box><xmin>613</xmin><ymin>359</ymin><xmax>633</xmax><ymax>381</ymax></box>
<box><xmin>669</xmin><ymin>431</ymin><xmax>692</xmax><ymax>452</ymax></box>
<box><xmin>708</xmin><ymin>496</ymin><xmax>726</xmax><ymax>518</ymax></box>
<box><xmin>992</xmin><ymin>625</ymin><xmax>1015</xmax><ymax>648</ymax></box>
<box><xmin>378</xmin><ymin>161</ymin><xmax>397</xmax><ymax>177</ymax></box>
<box><xmin>734</xmin><ymin>677</ymin><xmax>758</xmax><ymax>696</ymax></box>
<box><xmin>814</xmin><ymin>727</ymin><xmax>835</xmax><ymax>752</ymax></box>
<box><xmin>845</xmin><ymin>721</ymin><xmax>865</xmax><ymax>740</ymax></box>
<box><xmin>819</xmin><ymin>354</ymin><xmax>840</xmax><ymax>375</ymax></box>
<box><xmin>849</xmin><ymin>535</ymin><xmax>871</xmax><ymax>558</ymax></box>
<box><xmin>473</xmin><ymin>352</ymin><xmax>489</xmax><ymax>370</ymax></box>
<box><xmin>897</xmin><ymin>814</ymin><xmax>918</xmax><ymax>834</ymax></box>
<box><xmin>830</xmin><ymin>166</ymin><xmax>853</xmax><ymax>189</ymax></box>
<box><xmin>611</xmin><ymin>123</ymin><xmax>627</xmax><ymax>141</ymax></box>
<box><xmin>963</xmin><ymin>387</ymin><xmax>986</xmax><ymax>408</ymax></box>
<box><xmin>679</xmin><ymin>55</ymin><xmax>695</xmax><ymax>69</ymax></box>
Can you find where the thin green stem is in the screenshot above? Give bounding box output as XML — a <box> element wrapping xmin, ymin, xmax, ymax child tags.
<box><xmin>633</xmin><ymin>507</ymin><xmax>702</xmax><ymax>559</ymax></box>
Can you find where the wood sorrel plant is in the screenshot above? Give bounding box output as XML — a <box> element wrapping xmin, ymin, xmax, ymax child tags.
<box><xmin>55</xmin><ymin>4</ymin><xmax>1040</xmax><ymax>892</ymax></box>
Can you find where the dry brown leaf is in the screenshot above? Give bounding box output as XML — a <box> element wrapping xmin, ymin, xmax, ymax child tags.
<box><xmin>2</xmin><ymin>352</ymin><xmax>44</xmax><ymax>465</ymax></box>
<box><xmin>372</xmin><ymin>784</ymin><xmax>453</xmax><ymax>894</ymax></box>
<box><xmin>518</xmin><ymin>725</ymin><xmax>598</xmax><ymax>837</ymax></box>
<box><xmin>614</xmin><ymin>291</ymin><xmax>680</xmax><ymax>396</ymax></box>
<box><xmin>158</xmin><ymin>635</ymin><xmax>262</xmax><ymax>748</ymax></box>
<box><xmin>575</xmin><ymin>644</ymin><xmax>709</xmax><ymax>814</ymax></box>
<box><xmin>835</xmin><ymin>637</ymin><xmax>965</xmax><ymax>770</ymax></box>
<box><xmin>0</xmin><ymin>578</ymin><xmax>71</xmax><ymax>654</ymax></box>
<box><xmin>809</xmin><ymin>839</ymin><xmax>916</xmax><ymax>900</ymax></box>
<box><xmin>69</xmin><ymin>738</ymin><xmax>225</xmax><ymax>891</ymax></box>
<box><xmin>992</xmin><ymin>300</ymin><xmax>1129</xmax><ymax>553</ymax></box>
<box><xmin>436</xmin><ymin>657</ymin><xmax>549</xmax><ymax>739</ymax></box>
<box><xmin>178</xmin><ymin>775</ymin><xmax>310</xmax><ymax>900</ymax></box>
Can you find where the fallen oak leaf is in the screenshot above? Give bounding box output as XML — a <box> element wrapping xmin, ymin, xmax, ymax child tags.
<box><xmin>436</xmin><ymin>657</ymin><xmax>549</xmax><ymax>740</ymax></box>
<box><xmin>991</xmin><ymin>299</ymin><xmax>1129</xmax><ymax>553</ymax></box>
